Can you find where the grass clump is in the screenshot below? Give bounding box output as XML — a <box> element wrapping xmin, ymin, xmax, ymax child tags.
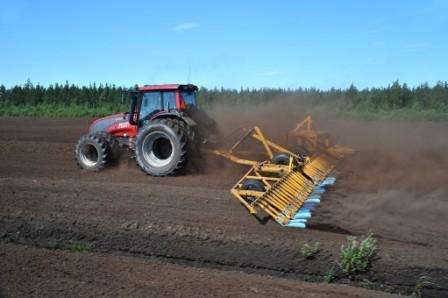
<box><xmin>300</xmin><ymin>242</ymin><xmax>320</xmax><ymax>259</ymax></box>
<box><xmin>324</xmin><ymin>266</ymin><xmax>336</xmax><ymax>283</ymax></box>
<box><xmin>47</xmin><ymin>240</ymin><xmax>92</xmax><ymax>253</ymax></box>
<box><xmin>412</xmin><ymin>276</ymin><xmax>437</xmax><ymax>298</ymax></box>
<box><xmin>67</xmin><ymin>242</ymin><xmax>92</xmax><ymax>252</ymax></box>
<box><xmin>338</xmin><ymin>233</ymin><xmax>377</xmax><ymax>276</ymax></box>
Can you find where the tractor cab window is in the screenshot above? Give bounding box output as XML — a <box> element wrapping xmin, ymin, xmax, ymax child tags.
<box><xmin>162</xmin><ymin>91</ymin><xmax>176</xmax><ymax>111</ymax></box>
<box><xmin>140</xmin><ymin>92</ymin><xmax>162</xmax><ymax>120</ymax></box>
<box><xmin>180</xmin><ymin>91</ymin><xmax>197</xmax><ymax>107</ymax></box>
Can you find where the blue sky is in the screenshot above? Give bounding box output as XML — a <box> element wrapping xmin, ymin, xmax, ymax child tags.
<box><xmin>0</xmin><ymin>0</ymin><xmax>447</xmax><ymax>89</ymax></box>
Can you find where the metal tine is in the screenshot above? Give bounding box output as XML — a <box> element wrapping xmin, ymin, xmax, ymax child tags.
<box><xmin>261</xmin><ymin>191</ymin><xmax>297</xmax><ymax>214</ymax></box>
<box><xmin>264</xmin><ymin>190</ymin><xmax>293</xmax><ymax>208</ymax></box>
<box><xmin>261</xmin><ymin>186</ymin><xmax>300</xmax><ymax>217</ymax></box>
<box><xmin>261</xmin><ymin>193</ymin><xmax>289</xmax><ymax>211</ymax></box>
<box><xmin>256</xmin><ymin>199</ymin><xmax>283</xmax><ymax>217</ymax></box>
<box><xmin>273</xmin><ymin>180</ymin><xmax>301</xmax><ymax>208</ymax></box>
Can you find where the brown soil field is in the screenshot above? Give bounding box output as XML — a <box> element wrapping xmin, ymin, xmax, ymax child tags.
<box><xmin>0</xmin><ymin>117</ymin><xmax>447</xmax><ymax>297</ymax></box>
<box><xmin>0</xmin><ymin>243</ymin><xmax>395</xmax><ymax>298</ymax></box>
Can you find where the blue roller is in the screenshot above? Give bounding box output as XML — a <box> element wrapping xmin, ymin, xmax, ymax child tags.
<box><xmin>305</xmin><ymin>198</ymin><xmax>320</xmax><ymax>204</ymax></box>
<box><xmin>298</xmin><ymin>207</ymin><xmax>312</xmax><ymax>213</ymax></box>
<box><xmin>287</xmin><ymin>221</ymin><xmax>306</xmax><ymax>228</ymax></box>
<box><xmin>293</xmin><ymin>211</ymin><xmax>312</xmax><ymax>219</ymax></box>
<box><xmin>306</xmin><ymin>195</ymin><xmax>321</xmax><ymax>201</ymax></box>
<box><xmin>302</xmin><ymin>203</ymin><xmax>317</xmax><ymax>209</ymax></box>
<box><xmin>320</xmin><ymin>177</ymin><xmax>336</xmax><ymax>186</ymax></box>
<box><xmin>289</xmin><ymin>218</ymin><xmax>307</xmax><ymax>223</ymax></box>
<box><xmin>299</xmin><ymin>206</ymin><xmax>314</xmax><ymax>211</ymax></box>
<box><xmin>311</xmin><ymin>187</ymin><xmax>326</xmax><ymax>194</ymax></box>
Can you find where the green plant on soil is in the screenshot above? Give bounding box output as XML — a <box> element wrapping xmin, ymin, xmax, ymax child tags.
<box><xmin>67</xmin><ymin>242</ymin><xmax>92</xmax><ymax>252</ymax></box>
<box><xmin>338</xmin><ymin>233</ymin><xmax>377</xmax><ymax>276</ymax></box>
<box><xmin>412</xmin><ymin>276</ymin><xmax>437</xmax><ymax>298</ymax></box>
<box><xmin>324</xmin><ymin>266</ymin><xmax>336</xmax><ymax>283</ymax></box>
<box><xmin>47</xmin><ymin>240</ymin><xmax>92</xmax><ymax>253</ymax></box>
<box><xmin>300</xmin><ymin>242</ymin><xmax>320</xmax><ymax>259</ymax></box>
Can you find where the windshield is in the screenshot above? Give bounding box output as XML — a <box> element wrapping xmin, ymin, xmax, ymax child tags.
<box><xmin>180</xmin><ymin>91</ymin><xmax>197</xmax><ymax>107</ymax></box>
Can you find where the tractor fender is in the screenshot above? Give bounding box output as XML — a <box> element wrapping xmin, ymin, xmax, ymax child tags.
<box><xmin>179</xmin><ymin>116</ymin><xmax>197</xmax><ymax>127</ymax></box>
<box><xmin>150</xmin><ymin>113</ymin><xmax>197</xmax><ymax>128</ymax></box>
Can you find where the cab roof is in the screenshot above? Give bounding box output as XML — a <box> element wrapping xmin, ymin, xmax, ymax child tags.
<box><xmin>137</xmin><ymin>84</ymin><xmax>198</xmax><ymax>92</ymax></box>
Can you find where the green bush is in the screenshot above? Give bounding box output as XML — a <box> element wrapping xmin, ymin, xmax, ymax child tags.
<box><xmin>338</xmin><ymin>233</ymin><xmax>377</xmax><ymax>276</ymax></box>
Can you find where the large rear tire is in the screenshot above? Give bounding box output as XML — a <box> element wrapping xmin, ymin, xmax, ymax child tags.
<box><xmin>135</xmin><ymin>119</ymin><xmax>188</xmax><ymax>176</ymax></box>
<box><xmin>75</xmin><ymin>133</ymin><xmax>109</xmax><ymax>171</ymax></box>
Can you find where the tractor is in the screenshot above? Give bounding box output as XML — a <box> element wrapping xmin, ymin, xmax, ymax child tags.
<box><xmin>75</xmin><ymin>84</ymin><xmax>215</xmax><ymax>176</ymax></box>
<box><xmin>75</xmin><ymin>83</ymin><xmax>352</xmax><ymax>228</ymax></box>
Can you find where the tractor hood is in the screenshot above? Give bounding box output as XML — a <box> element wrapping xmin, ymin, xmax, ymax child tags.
<box><xmin>89</xmin><ymin>113</ymin><xmax>127</xmax><ymax>133</ymax></box>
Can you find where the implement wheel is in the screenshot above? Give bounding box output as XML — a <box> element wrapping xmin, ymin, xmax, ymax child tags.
<box><xmin>271</xmin><ymin>152</ymin><xmax>291</xmax><ymax>165</ymax></box>
<box><xmin>241</xmin><ymin>179</ymin><xmax>265</xmax><ymax>203</ymax></box>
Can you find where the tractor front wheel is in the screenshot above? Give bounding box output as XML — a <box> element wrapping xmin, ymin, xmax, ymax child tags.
<box><xmin>75</xmin><ymin>133</ymin><xmax>109</xmax><ymax>171</ymax></box>
<box><xmin>135</xmin><ymin>120</ymin><xmax>188</xmax><ymax>176</ymax></box>
<box><xmin>95</xmin><ymin>131</ymin><xmax>121</xmax><ymax>162</ymax></box>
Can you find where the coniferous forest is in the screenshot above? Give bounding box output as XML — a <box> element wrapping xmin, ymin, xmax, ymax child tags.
<box><xmin>0</xmin><ymin>80</ymin><xmax>447</xmax><ymax>120</ymax></box>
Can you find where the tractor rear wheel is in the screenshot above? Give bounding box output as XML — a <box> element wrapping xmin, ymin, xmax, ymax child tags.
<box><xmin>135</xmin><ymin>120</ymin><xmax>188</xmax><ymax>176</ymax></box>
<box><xmin>75</xmin><ymin>133</ymin><xmax>109</xmax><ymax>171</ymax></box>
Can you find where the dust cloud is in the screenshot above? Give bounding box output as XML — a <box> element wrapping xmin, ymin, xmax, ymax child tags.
<box><xmin>321</xmin><ymin>120</ymin><xmax>448</xmax><ymax>246</ymax></box>
<box><xmin>203</xmin><ymin>98</ymin><xmax>448</xmax><ymax>247</ymax></box>
<box><xmin>206</xmin><ymin>95</ymin><xmax>336</xmax><ymax>141</ymax></box>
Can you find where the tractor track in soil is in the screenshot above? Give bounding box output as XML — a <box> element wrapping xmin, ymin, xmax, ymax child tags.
<box><xmin>1</xmin><ymin>117</ymin><xmax>448</xmax><ymax>297</ymax></box>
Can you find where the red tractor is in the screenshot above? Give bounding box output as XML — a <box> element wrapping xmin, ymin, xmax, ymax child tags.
<box><xmin>75</xmin><ymin>84</ymin><xmax>215</xmax><ymax>176</ymax></box>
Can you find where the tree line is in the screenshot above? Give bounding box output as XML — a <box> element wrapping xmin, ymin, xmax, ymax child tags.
<box><xmin>0</xmin><ymin>80</ymin><xmax>447</xmax><ymax>118</ymax></box>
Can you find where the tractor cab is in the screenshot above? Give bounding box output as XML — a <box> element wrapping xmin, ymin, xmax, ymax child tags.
<box><xmin>130</xmin><ymin>84</ymin><xmax>198</xmax><ymax>125</ymax></box>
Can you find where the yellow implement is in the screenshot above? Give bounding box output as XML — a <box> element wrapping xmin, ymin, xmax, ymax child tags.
<box><xmin>288</xmin><ymin>115</ymin><xmax>354</xmax><ymax>187</ymax></box>
<box><xmin>288</xmin><ymin>115</ymin><xmax>354</xmax><ymax>159</ymax></box>
<box><xmin>213</xmin><ymin>126</ymin><xmax>337</xmax><ymax>228</ymax></box>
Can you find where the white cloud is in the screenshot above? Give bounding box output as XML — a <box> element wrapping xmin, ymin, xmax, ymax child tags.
<box><xmin>174</xmin><ymin>23</ymin><xmax>198</xmax><ymax>31</ymax></box>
